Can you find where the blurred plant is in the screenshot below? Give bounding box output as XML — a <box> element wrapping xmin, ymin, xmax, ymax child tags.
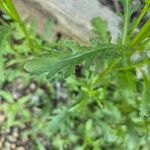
<box><xmin>0</xmin><ymin>0</ymin><xmax>150</xmax><ymax>149</ymax></box>
<box><xmin>0</xmin><ymin>91</ymin><xmax>31</xmax><ymax>128</ymax></box>
<box><xmin>0</xmin><ymin>0</ymin><xmax>32</xmax><ymax>49</ymax></box>
<box><xmin>25</xmin><ymin>0</ymin><xmax>150</xmax><ymax>78</ymax></box>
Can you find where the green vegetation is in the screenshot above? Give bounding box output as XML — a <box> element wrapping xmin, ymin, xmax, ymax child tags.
<box><xmin>0</xmin><ymin>0</ymin><xmax>150</xmax><ymax>149</ymax></box>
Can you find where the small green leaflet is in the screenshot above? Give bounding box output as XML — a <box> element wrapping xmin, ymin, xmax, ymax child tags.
<box><xmin>126</xmin><ymin>124</ymin><xmax>139</xmax><ymax>150</ymax></box>
<box><xmin>140</xmin><ymin>77</ymin><xmax>150</xmax><ymax>118</ymax></box>
<box><xmin>92</xmin><ymin>17</ymin><xmax>110</xmax><ymax>43</ymax></box>
<box><xmin>0</xmin><ymin>0</ymin><xmax>21</xmax><ymax>22</ymax></box>
<box><xmin>0</xmin><ymin>25</ymin><xmax>11</xmax><ymax>52</ymax></box>
<box><xmin>0</xmin><ymin>57</ymin><xmax>5</xmax><ymax>87</ymax></box>
<box><xmin>24</xmin><ymin>44</ymin><xmax>122</xmax><ymax>79</ymax></box>
<box><xmin>0</xmin><ymin>25</ymin><xmax>11</xmax><ymax>86</ymax></box>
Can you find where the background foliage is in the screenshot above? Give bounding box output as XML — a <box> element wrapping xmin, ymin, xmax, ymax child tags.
<box><xmin>0</xmin><ymin>0</ymin><xmax>150</xmax><ymax>149</ymax></box>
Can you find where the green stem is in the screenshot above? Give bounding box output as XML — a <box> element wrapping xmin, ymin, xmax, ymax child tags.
<box><xmin>129</xmin><ymin>19</ymin><xmax>150</xmax><ymax>48</ymax></box>
<box><xmin>129</xmin><ymin>2</ymin><xmax>150</xmax><ymax>37</ymax></box>
<box><xmin>122</xmin><ymin>0</ymin><xmax>130</xmax><ymax>45</ymax></box>
<box><xmin>0</xmin><ymin>0</ymin><xmax>35</xmax><ymax>51</ymax></box>
<box><xmin>115</xmin><ymin>59</ymin><xmax>150</xmax><ymax>71</ymax></box>
<box><xmin>19</xmin><ymin>21</ymin><xmax>34</xmax><ymax>50</ymax></box>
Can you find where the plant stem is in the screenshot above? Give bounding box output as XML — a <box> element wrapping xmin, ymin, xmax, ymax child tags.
<box><xmin>129</xmin><ymin>19</ymin><xmax>150</xmax><ymax>48</ymax></box>
<box><xmin>0</xmin><ymin>0</ymin><xmax>35</xmax><ymax>51</ymax></box>
<box><xmin>129</xmin><ymin>2</ymin><xmax>150</xmax><ymax>37</ymax></box>
<box><xmin>115</xmin><ymin>59</ymin><xmax>150</xmax><ymax>71</ymax></box>
<box><xmin>122</xmin><ymin>0</ymin><xmax>130</xmax><ymax>45</ymax></box>
<box><xmin>19</xmin><ymin>21</ymin><xmax>34</xmax><ymax>50</ymax></box>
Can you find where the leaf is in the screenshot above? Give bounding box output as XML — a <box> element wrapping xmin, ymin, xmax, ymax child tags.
<box><xmin>100</xmin><ymin>122</ymin><xmax>117</xmax><ymax>142</ymax></box>
<box><xmin>43</xmin><ymin>19</ymin><xmax>54</xmax><ymax>40</ymax></box>
<box><xmin>0</xmin><ymin>0</ymin><xmax>20</xmax><ymax>22</ymax></box>
<box><xmin>140</xmin><ymin>77</ymin><xmax>150</xmax><ymax>117</ymax></box>
<box><xmin>0</xmin><ymin>25</ymin><xmax>11</xmax><ymax>52</ymax></box>
<box><xmin>0</xmin><ymin>91</ymin><xmax>14</xmax><ymax>103</ymax></box>
<box><xmin>129</xmin><ymin>1</ymin><xmax>141</xmax><ymax>17</ymax></box>
<box><xmin>24</xmin><ymin>44</ymin><xmax>122</xmax><ymax>79</ymax></box>
<box><xmin>48</xmin><ymin>108</ymin><xmax>68</xmax><ymax>133</ymax></box>
<box><xmin>0</xmin><ymin>25</ymin><xmax>11</xmax><ymax>86</ymax></box>
<box><xmin>129</xmin><ymin>0</ymin><xmax>150</xmax><ymax>36</ymax></box>
<box><xmin>92</xmin><ymin>17</ymin><xmax>110</xmax><ymax>43</ymax></box>
<box><xmin>126</xmin><ymin>124</ymin><xmax>139</xmax><ymax>150</ymax></box>
<box><xmin>121</xmin><ymin>0</ymin><xmax>132</xmax><ymax>45</ymax></box>
<box><xmin>0</xmin><ymin>57</ymin><xmax>5</xmax><ymax>87</ymax></box>
<box><xmin>18</xmin><ymin>95</ymin><xmax>31</xmax><ymax>105</ymax></box>
<box><xmin>129</xmin><ymin>19</ymin><xmax>150</xmax><ymax>48</ymax></box>
<box><xmin>63</xmin><ymin>65</ymin><xmax>75</xmax><ymax>78</ymax></box>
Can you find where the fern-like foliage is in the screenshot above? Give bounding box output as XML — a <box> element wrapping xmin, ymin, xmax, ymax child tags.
<box><xmin>24</xmin><ymin>43</ymin><xmax>123</xmax><ymax>79</ymax></box>
<box><xmin>24</xmin><ymin>12</ymin><xmax>125</xmax><ymax>79</ymax></box>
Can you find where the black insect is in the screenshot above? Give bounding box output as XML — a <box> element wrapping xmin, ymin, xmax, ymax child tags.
<box><xmin>75</xmin><ymin>65</ymin><xmax>83</xmax><ymax>77</ymax></box>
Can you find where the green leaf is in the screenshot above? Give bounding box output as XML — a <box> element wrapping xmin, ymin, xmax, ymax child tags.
<box><xmin>24</xmin><ymin>44</ymin><xmax>122</xmax><ymax>79</ymax></box>
<box><xmin>0</xmin><ymin>57</ymin><xmax>5</xmax><ymax>87</ymax></box>
<box><xmin>0</xmin><ymin>0</ymin><xmax>20</xmax><ymax>22</ymax></box>
<box><xmin>129</xmin><ymin>0</ymin><xmax>150</xmax><ymax>36</ymax></box>
<box><xmin>92</xmin><ymin>17</ymin><xmax>110</xmax><ymax>43</ymax></box>
<box><xmin>140</xmin><ymin>77</ymin><xmax>150</xmax><ymax>117</ymax></box>
<box><xmin>126</xmin><ymin>124</ymin><xmax>139</xmax><ymax>150</ymax></box>
<box><xmin>129</xmin><ymin>1</ymin><xmax>141</xmax><ymax>17</ymax></box>
<box><xmin>0</xmin><ymin>0</ymin><xmax>36</xmax><ymax>50</ymax></box>
<box><xmin>129</xmin><ymin>19</ymin><xmax>150</xmax><ymax>48</ymax></box>
<box><xmin>0</xmin><ymin>25</ymin><xmax>11</xmax><ymax>52</ymax></box>
<box><xmin>121</xmin><ymin>0</ymin><xmax>131</xmax><ymax>45</ymax></box>
<box><xmin>0</xmin><ymin>91</ymin><xmax>14</xmax><ymax>103</ymax></box>
<box><xmin>48</xmin><ymin>108</ymin><xmax>68</xmax><ymax>133</ymax></box>
<box><xmin>43</xmin><ymin>19</ymin><xmax>54</xmax><ymax>40</ymax></box>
